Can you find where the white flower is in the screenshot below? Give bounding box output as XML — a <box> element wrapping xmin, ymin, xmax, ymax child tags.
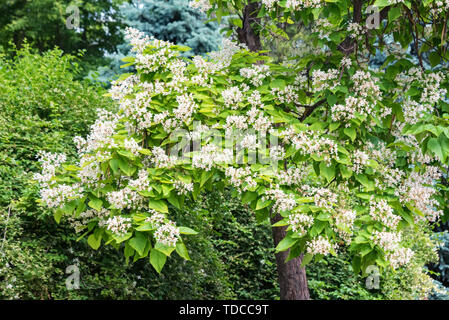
<box><xmin>154</xmin><ymin>221</ymin><xmax>180</xmax><ymax>247</ymax></box>
<box><xmin>306</xmin><ymin>236</ymin><xmax>335</xmax><ymax>255</ymax></box>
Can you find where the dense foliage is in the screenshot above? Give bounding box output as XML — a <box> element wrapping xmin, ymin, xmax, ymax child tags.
<box><xmin>0</xmin><ymin>0</ymin><xmax>127</xmax><ymax>67</ymax></box>
<box><xmin>33</xmin><ymin>0</ymin><xmax>449</xmax><ymax>301</ymax></box>
<box><xmin>3</xmin><ymin>0</ymin><xmax>449</xmax><ymax>301</ymax></box>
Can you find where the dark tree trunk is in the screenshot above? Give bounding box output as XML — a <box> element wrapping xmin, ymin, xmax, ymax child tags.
<box><xmin>271</xmin><ymin>213</ymin><xmax>310</xmax><ymax>300</ymax></box>
<box><xmin>236</xmin><ymin>2</ymin><xmax>262</xmax><ymax>52</ymax></box>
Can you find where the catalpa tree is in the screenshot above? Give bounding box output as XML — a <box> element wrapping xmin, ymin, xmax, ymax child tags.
<box><xmin>34</xmin><ymin>0</ymin><xmax>449</xmax><ymax>299</ymax></box>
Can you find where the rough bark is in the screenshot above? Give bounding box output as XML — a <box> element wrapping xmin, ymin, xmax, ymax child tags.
<box><xmin>271</xmin><ymin>212</ymin><xmax>310</xmax><ymax>300</ymax></box>
<box><xmin>236</xmin><ymin>2</ymin><xmax>262</xmax><ymax>52</ymax></box>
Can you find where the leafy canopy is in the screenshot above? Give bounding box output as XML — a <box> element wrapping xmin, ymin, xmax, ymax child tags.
<box><xmin>35</xmin><ymin>0</ymin><xmax>449</xmax><ymax>276</ymax></box>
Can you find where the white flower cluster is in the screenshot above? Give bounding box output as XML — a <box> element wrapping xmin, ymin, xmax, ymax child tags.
<box><xmin>69</xmin><ymin>208</ymin><xmax>110</xmax><ymax>233</ymax></box>
<box><xmin>402</xmin><ymin>69</ymin><xmax>446</xmax><ymax>104</ymax></box>
<box><xmin>352</xmin><ymin>70</ymin><xmax>381</xmax><ymax>99</ymax></box>
<box><xmin>306</xmin><ymin>236</ymin><xmax>335</xmax><ymax>255</ymax></box>
<box><xmin>224</xmin><ymin>108</ymin><xmax>272</xmax><ymax>136</ymax></box>
<box><xmin>120</xmin><ymin>89</ymin><xmax>152</xmax><ymax>130</ymax></box>
<box><xmin>33</xmin><ymin>151</ymin><xmax>66</xmax><ymax>186</ymax></box>
<box><xmin>39</xmin><ymin>183</ymin><xmax>84</xmax><ymax>208</ymax></box>
<box><xmin>312</xmin><ymin>69</ymin><xmax>339</xmax><ymax>92</ymax></box>
<box><xmin>264</xmin><ymin>187</ymin><xmax>297</xmax><ymax>213</ymax></box>
<box><xmin>375</xmin><ymin>167</ymin><xmax>405</xmax><ymax>190</ymax></box>
<box><xmin>154</xmin><ymin>221</ymin><xmax>180</xmax><ymax>247</ymax></box>
<box><xmin>145</xmin><ymin>209</ymin><xmax>166</xmax><ymax>228</ymax></box>
<box><xmin>430</xmin><ymin>0</ymin><xmax>449</xmax><ymax>15</ymax></box>
<box><xmin>173</xmin><ymin>180</ymin><xmax>194</xmax><ymax>195</ymax></box>
<box><xmin>312</xmin><ymin>18</ymin><xmax>333</xmax><ymax>40</ymax></box>
<box><xmin>124</xmin><ymin>27</ymin><xmax>177</xmax><ymax>73</ymax></box>
<box><xmin>341</xmin><ymin>57</ymin><xmax>352</xmax><ymax>69</ymax></box>
<box><xmin>371</xmin><ymin>230</ymin><xmax>414</xmax><ymax>269</ymax></box>
<box><xmin>74</xmin><ymin>109</ymin><xmax>120</xmax><ymax>154</ymax></box>
<box><xmin>194</xmin><ymin>38</ymin><xmax>244</xmax><ymax>75</ymax></box>
<box><xmin>347</xmin><ymin>23</ymin><xmax>366</xmax><ymax>39</ymax></box>
<box><xmin>192</xmin><ymin>144</ymin><xmax>233</xmax><ymax>171</ymax></box>
<box><xmin>174</xmin><ymin>93</ymin><xmax>198</xmax><ymax>124</ymax></box>
<box><xmin>285</xmin><ymin>0</ymin><xmax>324</xmax><ymax>10</ymax></box>
<box><xmin>351</xmin><ymin>150</ymin><xmax>369</xmax><ymax>174</ymax></box>
<box><xmin>288</xmin><ymin>213</ymin><xmax>314</xmax><ymax>236</ymax></box>
<box><xmin>369</xmin><ymin>199</ymin><xmax>401</xmax><ymax>229</ymax></box>
<box><xmin>386</xmin><ymin>247</ymin><xmax>415</xmax><ymax>269</ymax></box>
<box><xmin>240</xmin><ymin>65</ymin><xmax>270</xmax><ymax>87</ymax></box>
<box><xmin>124</xmin><ymin>137</ymin><xmax>142</xmax><ymax>156</ymax></box>
<box><xmin>222</xmin><ymin>86</ymin><xmax>244</xmax><ymax>109</ymax></box>
<box><xmin>271</xmin><ymin>85</ymin><xmax>300</xmax><ymax>105</ymax></box>
<box><xmin>274</xmin><ymin>167</ymin><xmax>304</xmax><ymax>186</ymax></box>
<box><xmin>128</xmin><ymin>169</ymin><xmax>151</xmax><ymax>192</ymax></box>
<box><xmin>225</xmin><ymin>167</ymin><xmax>257</xmax><ymax>192</ymax></box>
<box><xmin>124</xmin><ymin>27</ymin><xmax>150</xmax><ymax>54</ymax></box>
<box><xmin>262</xmin><ymin>0</ymin><xmax>276</xmax><ymax>10</ymax></box>
<box><xmin>106</xmin><ymin>187</ymin><xmax>145</xmax><ymax>210</ymax></box>
<box><xmin>269</xmin><ymin>145</ymin><xmax>285</xmax><ymax>161</ymax></box>
<box><xmin>396</xmin><ymin>170</ymin><xmax>442</xmax><ymax>223</ymax></box>
<box><xmin>283</xmin><ymin>128</ymin><xmax>339</xmax><ymax>165</ymax></box>
<box><xmin>188</xmin><ymin>0</ymin><xmax>212</xmax><ymax>12</ymax></box>
<box><xmin>240</xmin><ymin>133</ymin><xmax>258</xmax><ymax>150</ymax></box>
<box><xmin>77</xmin><ymin>154</ymin><xmax>102</xmax><ymax>186</ymax></box>
<box><xmin>151</xmin><ymin>146</ymin><xmax>178</xmax><ymax>168</ymax></box>
<box><xmin>100</xmin><ymin>216</ymin><xmax>132</xmax><ymax>236</ymax></box>
<box><xmin>402</xmin><ymin>98</ymin><xmax>433</xmax><ymax>125</ymax></box>
<box><xmin>333</xmin><ymin>208</ymin><xmax>357</xmax><ymax>243</ymax></box>
<box><xmin>310</xmin><ymin>187</ymin><xmax>338</xmax><ymax>211</ymax></box>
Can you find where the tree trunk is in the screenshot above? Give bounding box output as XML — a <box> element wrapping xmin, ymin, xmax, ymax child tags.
<box><xmin>236</xmin><ymin>2</ymin><xmax>262</xmax><ymax>52</ymax></box>
<box><xmin>236</xmin><ymin>2</ymin><xmax>310</xmax><ymax>300</ymax></box>
<box><xmin>271</xmin><ymin>213</ymin><xmax>310</xmax><ymax>300</ymax></box>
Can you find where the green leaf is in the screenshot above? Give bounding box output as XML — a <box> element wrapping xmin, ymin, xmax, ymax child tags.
<box><xmin>256</xmin><ymin>197</ymin><xmax>272</xmax><ymax>210</ymax></box>
<box><xmin>230</xmin><ymin>18</ymin><xmax>243</xmax><ymax>28</ymax></box>
<box><xmin>388</xmin><ymin>7</ymin><xmax>401</xmax><ymax>22</ymax></box>
<box><xmin>339</xmin><ymin>165</ymin><xmax>353</xmax><ymax>179</ymax></box>
<box><xmin>327</xmin><ymin>94</ymin><xmax>337</xmax><ymax>106</ymax></box>
<box><xmin>352</xmin><ymin>256</ymin><xmax>361</xmax><ymax>273</ymax></box>
<box><xmin>270</xmin><ymin>79</ymin><xmax>286</xmax><ymax>89</ymax></box>
<box><xmin>88</xmin><ymin>197</ymin><xmax>103</xmax><ymax>212</ymax></box>
<box><xmin>373</xmin><ymin>0</ymin><xmax>391</xmax><ymax>7</ymax></box>
<box><xmin>150</xmin><ymin>249</ymin><xmax>167</xmax><ymax>273</ymax></box>
<box><xmin>128</xmin><ymin>232</ymin><xmax>148</xmax><ymax>256</ymax></box>
<box><xmin>61</xmin><ymin>200</ymin><xmax>77</xmax><ymax>214</ymax></box>
<box><xmin>200</xmin><ymin>170</ymin><xmax>213</xmax><ymax>187</ymax></box>
<box><xmin>319</xmin><ymin>161</ymin><xmax>336</xmax><ymax>183</ymax></box>
<box><xmin>355</xmin><ymin>174</ymin><xmax>375</xmax><ymax>191</ymax></box>
<box><xmin>428</xmin><ymin>138</ymin><xmax>444</xmax><ymax>162</ymax></box>
<box><xmin>167</xmin><ymin>193</ymin><xmax>181</xmax><ymax>209</ymax></box>
<box><xmin>154</xmin><ymin>242</ymin><xmax>175</xmax><ymax>256</ymax></box>
<box><xmin>148</xmin><ymin>199</ymin><xmax>168</xmax><ymax>213</ymax></box>
<box><xmin>300</xmin><ymin>253</ymin><xmax>313</xmax><ymax>267</ymax></box>
<box><xmin>124</xmin><ymin>242</ymin><xmax>134</xmax><ymax>265</ymax></box>
<box><xmin>87</xmin><ymin>231</ymin><xmax>102</xmax><ymax>250</ymax></box>
<box><xmin>242</xmin><ymin>191</ymin><xmax>258</xmax><ymax>204</ymax></box>
<box><xmin>275</xmin><ymin>235</ymin><xmax>298</xmax><ymax>252</ymax></box>
<box><xmin>54</xmin><ymin>209</ymin><xmax>63</xmax><ymax>224</ymax></box>
<box><xmin>112</xmin><ymin>232</ymin><xmax>132</xmax><ymax>243</ymax></box>
<box><xmin>179</xmin><ymin>226</ymin><xmax>198</xmax><ymax>235</ymax></box>
<box><xmin>117</xmin><ymin>157</ymin><xmax>135</xmax><ymax>176</ymax></box>
<box><xmin>109</xmin><ymin>159</ymin><xmax>119</xmax><ymax>174</ymax></box>
<box><xmin>429</xmin><ymin>51</ymin><xmax>441</xmax><ymax>68</ymax></box>
<box><xmin>272</xmin><ymin>219</ymin><xmax>289</xmax><ymax>227</ymax></box>
<box><xmin>344</xmin><ymin>127</ymin><xmax>356</xmax><ymax>142</ymax></box>
<box><xmin>175</xmin><ymin>242</ymin><xmax>190</xmax><ymax>260</ymax></box>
